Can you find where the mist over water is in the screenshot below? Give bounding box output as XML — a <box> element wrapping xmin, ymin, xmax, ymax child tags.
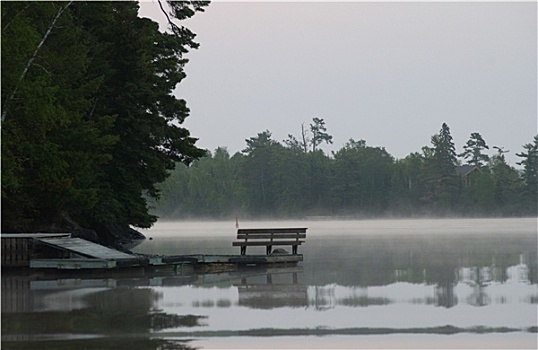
<box><xmin>2</xmin><ymin>218</ymin><xmax>537</xmax><ymax>349</ymax></box>
<box><xmin>143</xmin><ymin>217</ymin><xmax>535</xmax><ymax>238</ymax></box>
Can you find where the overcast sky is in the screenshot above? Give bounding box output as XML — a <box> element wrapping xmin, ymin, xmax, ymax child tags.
<box><xmin>139</xmin><ymin>1</ymin><xmax>536</xmax><ymax>166</ymax></box>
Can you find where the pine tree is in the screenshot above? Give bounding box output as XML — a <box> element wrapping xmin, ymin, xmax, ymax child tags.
<box><xmin>241</xmin><ymin>131</ymin><xmax>281</xmax><ymax>213</ymax></box>
<box><xmin>460</xmin><ymin>132</ymin><xmax>490</xmax><ymax>168</ymax></box>
<box><xmin>310</xmin><ymin>117</ymin><xmax>333</xmax><ymax>152</ymax></box>
<box><xmin>516</xmin><ymin>135</ymin><xmax>538</xmax><ymax>213</ymax></box>
<box><xmin>424</xmin><ymin>123</ymin><xmax>458</xmax><ymax>209</ymax></box>
<box><xmin>490</xmin><ymin>147</ymin><xmax>520</xmax><ymax>213</ymax></box>
<box><xmin>431</xmin><ymin>123</ymin><xmax>458</xmax><ymax>176</ymax></box>
<box><xmin>1</xmin><ymin>2</ymin><xmax>116</xmax><ymax>230</ymax></box>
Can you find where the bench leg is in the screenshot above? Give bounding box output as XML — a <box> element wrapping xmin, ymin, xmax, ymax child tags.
<box><xmin>266</xmin><ymin>245</ymin><xmax>272</xmax><ymax>255</ymax></box>
<box><xmin>292</xmin><ymin>245</ymin><xmax>298</xmax><ymax>255</ymax></box>
<box><xmin>241</xmin><ymin>246</ymin><xmax>246</xmax><ymax>255</ymax></box>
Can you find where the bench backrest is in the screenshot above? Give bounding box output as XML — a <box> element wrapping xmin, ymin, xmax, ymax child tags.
<box><xmin>237</xmin><ymin>228</ymin><xmax>307</xmax><ymax>240</ymax></box>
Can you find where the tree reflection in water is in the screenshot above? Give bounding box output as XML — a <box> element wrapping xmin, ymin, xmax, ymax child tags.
<box><xmin>1</xmin><ymin>281</ymin><xmax>204</xmax><ymax>350</ymax></box>
<box><xmin>2</xmin><ymin>337</ymin><xmax>196</xmax><ymax>350</ymax></box>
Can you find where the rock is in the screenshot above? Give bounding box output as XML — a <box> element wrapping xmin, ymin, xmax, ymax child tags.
<box><xmin>92</xmin><ymin>223</ymin><xmax>146</xmax><ymax>251</ymax></box>
<box><xmin>71</xmin><ymin>227</ymin><xmax>99</xmax><ymax>243</ymax></box>
<box><xmin>271</xmin><ymin>248</ymin><xmax>289</xmax><ymax>255</ymax></box>
<box><xmin>60</xmin><ymin>213</ymin><xmax>99</xmax><ymax>243</ymax></box>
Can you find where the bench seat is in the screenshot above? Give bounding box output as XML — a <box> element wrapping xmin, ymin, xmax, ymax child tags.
<box><xmin>232</xmin><ymin>228</ymin><xmax>307</xmax><ymax>255</ymax></box>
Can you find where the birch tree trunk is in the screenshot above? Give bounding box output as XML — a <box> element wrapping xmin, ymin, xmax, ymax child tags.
<box><xmin>1</xmin><ymin>1</ymin><xmax>73</xmax><ymax>123</ymax></box>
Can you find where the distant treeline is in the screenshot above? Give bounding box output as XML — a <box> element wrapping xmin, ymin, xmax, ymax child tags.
<box><xmin>153</xmin><ymin>120</ymin><xmax>538</xmax><ymax>219</ymax></box>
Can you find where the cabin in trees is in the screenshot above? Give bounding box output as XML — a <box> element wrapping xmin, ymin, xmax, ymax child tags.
<box><xmin>455</xmin><ymin>165</ymin><xmax>482</xmax><ymax>186</ymax></box>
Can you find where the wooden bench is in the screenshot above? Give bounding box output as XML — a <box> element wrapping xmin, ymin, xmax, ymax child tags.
<box><xmin>232</xmin><ymin>228</ymin><xmax>307</xmax><ymax>255</ymax></box>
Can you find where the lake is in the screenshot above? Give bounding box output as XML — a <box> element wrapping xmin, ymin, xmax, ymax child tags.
<box><xmin>2</xmin><ymin>218</ymin><xmax>537</xmax><ymax>349</ymax></box>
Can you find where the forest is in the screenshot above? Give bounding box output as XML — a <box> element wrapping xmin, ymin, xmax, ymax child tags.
<box><xmin>154</xmin><ymin>119</ymin><xmax>538</xmax><ymax>219</ymax></box>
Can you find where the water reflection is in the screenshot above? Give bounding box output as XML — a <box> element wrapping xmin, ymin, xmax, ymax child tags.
<box><xmin>2</xmin><ymin>258</ymin><xmax>536</xmax><ymax>348</ymax></box>
<box><xmin>2</xmin><ymin>337</ymin><xmax>195</xmax><ymax>350</ymax></box>
<box><xmin>2</xmin><ymin>261</ymin><xmax>535</xmax><ymax>316</ymax></box>
<box><xmin>2</xmin><ymin>225</ymin><xmax>537</xmax><ymax>349</ymax></box>
<box><xmin>1</xmin><ymin>273</ymin><xmax>204</xmax><ymax>350</ymax></box>
<box><xmin>235</xmin><ymin>267</ymin><xmax>307</xmax><ymax>309</ymax></box>
<box><xmin>302</xmin><ymin>258</ymin><xmax>536</xmax><ymax>310</ymax></box>
<box><xmin>302</xmin><ymin>233</ymin><xmax>537</xmax><ymax>287</ymax></box>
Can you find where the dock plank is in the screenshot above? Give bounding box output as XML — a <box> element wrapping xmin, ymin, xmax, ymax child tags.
<box><xmin>188</xmin><ymin>254</ymin><xmax>303</xmax><ymax>264</ymax></box>
<box><xmin>30</xmin><ymin>258</ymin><xmax>117</xmax><ymax>269</ymax></box>
<box><xmin>37</xmin><ymin>237</ymin><xmax>135</xmax><ymax>260</ymax></box>
<box><xmin>1</xmin><ymin>233</ymin><xmax>71</xmax><ymax>239</ymax></box>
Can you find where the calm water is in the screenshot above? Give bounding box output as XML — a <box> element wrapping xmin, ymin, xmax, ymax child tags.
<box><xmin>2</xmin><ymin>218</ymin><xmax>537</xmax><ymax>349</ymax></box>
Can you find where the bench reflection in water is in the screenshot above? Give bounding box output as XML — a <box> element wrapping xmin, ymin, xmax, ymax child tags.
<box><xmin>234</xmin><ymin>265</ymin><xmax>307</xmax><ymax>309</ymax></box>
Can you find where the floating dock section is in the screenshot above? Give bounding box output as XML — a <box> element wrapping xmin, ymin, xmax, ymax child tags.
<box><xmin>32</xmin><ymin>237</ymin><xmax>147</xmax><ymax>269</ymax></box>
<box><xmin>37</xmin><ymin>237</ymin><xmax>136</xmax><ymax>260</ymax></box>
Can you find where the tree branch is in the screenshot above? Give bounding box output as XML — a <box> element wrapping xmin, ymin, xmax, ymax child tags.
<box><xmin>157</xmin><ymin>0</ymin><xmax>181</xmax><ymax>36</ymax></box>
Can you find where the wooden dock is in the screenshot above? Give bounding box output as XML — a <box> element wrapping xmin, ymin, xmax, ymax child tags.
<box><xmin>2</xmin><ymin>233</ymin><xmax>303</xmax><ymax>272</ymax></box>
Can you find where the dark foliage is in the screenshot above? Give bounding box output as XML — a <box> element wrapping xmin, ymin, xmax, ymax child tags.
<box><xmin>1</xmin><ymin>1</ymin><xmax>207</xmax><ymax>235</ymax></box>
